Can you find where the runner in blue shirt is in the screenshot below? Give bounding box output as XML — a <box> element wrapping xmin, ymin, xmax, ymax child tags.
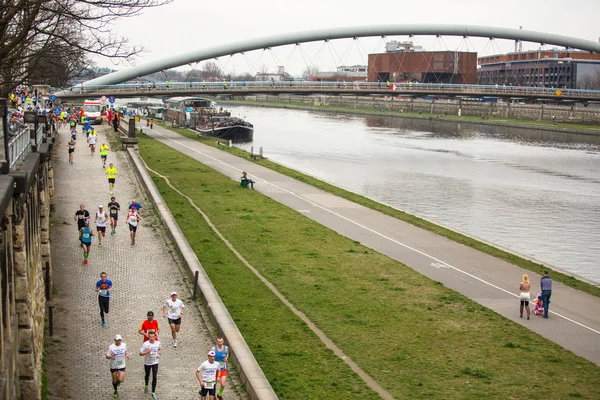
<box><xmin>96</xmin><ymin>272</ymin><xmax>113</xmax><ymax>327</ymax></box>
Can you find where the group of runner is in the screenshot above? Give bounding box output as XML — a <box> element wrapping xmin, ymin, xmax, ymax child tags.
<box><xmin>65</xmin><ymin>121</ymin><xmax>231</xmax><ymax>399</ymax></box>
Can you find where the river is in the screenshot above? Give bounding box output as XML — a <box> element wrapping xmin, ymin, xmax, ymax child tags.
<box><xmin>228</xmin><ymin>105</ymin><xmax>600</xmax><ymax>284</ymax></box>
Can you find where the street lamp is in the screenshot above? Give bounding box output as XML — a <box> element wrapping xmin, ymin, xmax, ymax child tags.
<box><xmin>0</xmin><ymin>99</ymin><xmax>8</xmax><ymax>174</ymax></box>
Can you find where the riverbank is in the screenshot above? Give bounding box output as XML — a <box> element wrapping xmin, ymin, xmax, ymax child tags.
<box><xmin>222</xmin><ymin>98</ymin><xmax>600</xmax><ymax>136</ymax></box>
<box><xmin>136</xmin><ymin>127</ymin><xmax>600</xmax><ymax>399</ymax></box>
<box><xmin>157</xmin><ymin>121</ymin><xmax>600</xmax><ymax>298</ymax></box>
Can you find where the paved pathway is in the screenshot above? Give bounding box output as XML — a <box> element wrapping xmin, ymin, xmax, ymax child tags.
<box><xmin>46</xmin><ymin>123</ymin><xmax>246</xmax><ymax>400</ymax></box>
<box><xmin>140</xmin><ymin>121</ymin><xmax>600</xmax><ymax>366</ymax></box>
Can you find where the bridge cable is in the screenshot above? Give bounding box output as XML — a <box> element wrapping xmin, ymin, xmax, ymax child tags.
<box><xmin>355</xmin><ymin>36</ymin><xmax>385</xmax><ymax>81</ymax></box>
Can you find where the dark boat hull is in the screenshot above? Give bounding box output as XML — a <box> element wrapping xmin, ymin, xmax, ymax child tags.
<box><xmin>195</xmin><ymin>125</ymin><xmax>254</xmax><ymax>142</ymax></box>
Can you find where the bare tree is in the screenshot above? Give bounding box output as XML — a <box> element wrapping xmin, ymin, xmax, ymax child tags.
<box><xmin>200</xmin><ymin>61</ymin><xmax>222</xmax><ymax>79</ymax></box>
<box><xmin>302</xmin><ymin>65</ymin><xmax>319</xmax><ymax>79</ymax></box>
<box><xmin>0</xmin><ymin>0</ymin><xmax>171</xmax><ymax>96</ymax></box>
<box><xmin>258</xmin><ymin>64</ymin><xmax>270</xmax><ymax>74</ymax></box>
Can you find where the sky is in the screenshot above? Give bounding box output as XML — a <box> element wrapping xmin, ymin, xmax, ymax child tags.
<box><xmin>96</xmin><ymin>0</ymin><xmax>600</xmax><ymax>78</ymax></box>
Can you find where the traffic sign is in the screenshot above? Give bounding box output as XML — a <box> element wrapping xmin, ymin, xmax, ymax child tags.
<box><xmin>555</xmin><ymin>89</ymin><xmax>563</xmax><ymax>96</ymax></box>
<box><xmin>54</xmin><ymin>107</ymin><xmax>61</xmax><ymax>115</ymax></box>
<box><xmin>108</xmin><ymin>96</ymin><xmax>116</xmax><ymax>103</ymax></box>
<box><xmin>101</xmin><ymin>95</ymin><xmax>107</xmax><ymax>101</ymax></box>
<box><xmin>49</xmin><ymin>94</ymin><xmax>56</xmax><ymax>101</ymax></box>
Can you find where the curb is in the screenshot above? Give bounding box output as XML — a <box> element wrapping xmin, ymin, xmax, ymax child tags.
<box><xmin>125</xmin><ymin>146</ymin><xmax>278</xmax><ymax>400</ymax></box>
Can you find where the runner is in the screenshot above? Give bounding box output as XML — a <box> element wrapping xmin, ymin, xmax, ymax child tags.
<box><xmin>106</xmin><ymin>334</ymin><xmax>130</xmax><ymax>398</ymax></box>
<box><xmin>88</xmin><ymin>128</ymin><xmax>97</xmax><ymax>155</ymax></box>
<box><xmin>67</xmin><ymin>139</ymin><xmax>75</xmax><ymax>164</ymax></box>
<box><xmin>94</xmin><ymin>205</ymin><xmax>108</xmax><ymax>247</ymax></box>
<box><xmin>99</xmin><ymin>142</ymin><xmax>110</xmax><ymax>168</ymax></box>
<box><xmin>108</xmin><ymin>197</ymin><xmax>120</xmax><ymax>235</ymax></box>
<box><xmin>74</xmin><ymin>204</ymin><xmax>90</xmax><ymax>239</ymax></box>
<box><xmin>196</xmin><ymin>350</ymin><xmax>220</xmax><ymax>400</ymax></box>
<box><xmin>96</xmin><ymin>272</ymin><xmax>113</xmax><ymax>326</ymax></box>
<box><xmin>162</xmin><ymin>292</ymin><xmax>185</xmax><ymax>348</ymax></box>
<box><xmin>106</xmin><ymin>163</ymin><xmax>117</xmax><ymax>195</ymax></box>
<box><xmin>128</xmin><ymin>199</ymin><xmax>142</xmax><ymax>215</ymax></box>
<box><xmin>210</xmin><ymin>337</ymin><xmax>230</xmax><ymax>400</ymax></box>
<box><xmin>80</xmin><ymin>220</ymin><xmax>94</xmax><ymax>264</ymax></box>
<box><xmin>139</xmin><ymin>311</ymin><xmax>160</xmax><ymax>342</ymax></box>
<box><xmin>126</xmin><ymin>207</ymin><xmax>141</xmax><ymax>245</ymax></box>
<box><xmin>139</xmin><ymin>331</ymin><xmax>162</xmax><ymax>399</ymax></box>
<box><xmin>70</xmin><ymin>127</ymin><xmax>77</xmax><ymax>144</ymax></box>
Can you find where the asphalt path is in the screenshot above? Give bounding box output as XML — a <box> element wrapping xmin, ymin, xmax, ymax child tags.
<box><xmin>139</xmin><ymin>121</ymin><xmax>600</xmax><ymax>366</ymax></box>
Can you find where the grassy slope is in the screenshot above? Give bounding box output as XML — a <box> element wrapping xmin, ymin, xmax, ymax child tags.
<box><xmin>156</xmin><ymin>122</ymin><xmax>600</xmax><ymax>299</ymax></box>
<box><xmin>138</xmin><ymin>132</ymin><xmax>600</xmax><ymax>400</ymax></box>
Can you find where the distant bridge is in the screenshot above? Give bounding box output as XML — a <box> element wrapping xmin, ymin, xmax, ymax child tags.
<box><xmin>56</xmin><ymin>81</ymin><xmax>600</xmax><ymax>102</ymax></box>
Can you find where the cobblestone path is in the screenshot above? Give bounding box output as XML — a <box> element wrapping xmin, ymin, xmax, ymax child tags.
<box><xmin>46</xmin><ymin>123</ymin><xmax>245</xmax><ymax>400</ymax></box>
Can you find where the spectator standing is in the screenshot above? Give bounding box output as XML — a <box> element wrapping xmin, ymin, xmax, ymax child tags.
<box><xmin>540</xmin><ymin>271</ymin><xmax>553</xmax><ymax>319</ymax></box>
<box><xmin>519</xmin><ymin>274</ymin><xmax>531</xmax><ymax>320</ymax></box>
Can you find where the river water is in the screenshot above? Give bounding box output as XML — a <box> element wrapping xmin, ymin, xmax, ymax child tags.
<box><xmin>228</xmin><ymin>105</ymin><xmax>600</xmax><ymax>284</ymax></box>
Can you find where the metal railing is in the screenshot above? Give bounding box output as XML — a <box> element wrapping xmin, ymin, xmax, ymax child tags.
<box><xmin>8</xmin><ymin>123</ymin><xmax>43</xmax><ymax>170</ymax></box>
<box><xmin>54</xmin><ymin>81</ymin><xmax>600</xmax><ymax>100</ymax></box>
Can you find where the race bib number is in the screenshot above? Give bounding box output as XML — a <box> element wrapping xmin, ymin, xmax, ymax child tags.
<box><xmin>113</xmin><ymin>359</ymin><xmax>123</xmax><ymax>367</ymax></box>
<box><xmin>147</xmin><ymin>355</ymin><xmax>157</xmax><ymax>364</ymax></box>
<box><xmin>110</xmin><ymin>209</ymin><xmax>117</xmax><ymax>215</ymax></box>
<box><xmin>170</xmin><ymin>307</ymin><xmax>178</xmax><ymax>314</ymax></box>
<box><xmin>218</xmin><ymin>362</ymin><xmax>226</xmax><ymax>369</ymax></box>
<box><xmin>205</xmin><ymin>381</ymin><xmax>215</xmax><ymax>389</ymax></box>
<box><xmin>99</xmin><ymin>289</ymin><xmax>107</xmax><ymax>295</ymax></box>
<box><xmin>82</xmin><ymin>233</ymin><xmax>90</xmax><ymax>239</ymax></box>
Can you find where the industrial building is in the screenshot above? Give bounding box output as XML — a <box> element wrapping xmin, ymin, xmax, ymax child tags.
<box><xmin>367</xmin><ymin>41</ymin><xmax>478</xmax><ymax>84</ymax></box>
<box><xmin>477</xmin><ymin>50</ymin><xmax>600</xmax><ymax>89</ymax></box>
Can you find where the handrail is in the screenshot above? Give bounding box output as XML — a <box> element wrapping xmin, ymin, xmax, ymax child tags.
<box><xmin>8</xmin><ymin>124</ymin><xmax>44</xmax><ymax>170</ymax></box>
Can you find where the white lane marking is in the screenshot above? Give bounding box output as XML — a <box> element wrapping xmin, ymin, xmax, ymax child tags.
<box><xmin>148</xmin><ymin>127</ymin><xmax>600</xmax><ymax>336</ymax></box>
<box><xmin>431</xmin><ymin>262</ymin><xmax>450</xmax><ymax>269</ymax></box>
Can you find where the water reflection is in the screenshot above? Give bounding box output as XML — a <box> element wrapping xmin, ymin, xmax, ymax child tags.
<box><xmin>230</xmin><ymin>105</ymin><xmax>600</xmax><ymax>283</ymax></box>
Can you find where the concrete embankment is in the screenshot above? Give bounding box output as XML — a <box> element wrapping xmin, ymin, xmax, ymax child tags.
<box><xmin>227</xmin><ymin>95</ymin><xmax>600</xmax><ymax>135</ymax></box>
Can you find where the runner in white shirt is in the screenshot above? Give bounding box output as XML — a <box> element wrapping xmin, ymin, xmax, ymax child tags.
<box><xmin>162</xmin><ymin>292</ymin><xmax>185</xmax><ymax>348</ymax></box>
<box><xmin>139</xmin><ymin>331</ymin><xmax>162</xmax><ymax>399</ymax></box>
<box><xmin>87</xmin><ymin>131</ymin><xmax>97</xmax><ymax>154</ymax></box>
<box><xmin>94</xmin><ymin>205</ymin><xmax>108</xmax><ymax>247</ymax></box>
<box><xmin>126</xmin><ymin>208</ymin><xmax>141</xmax><ymax>245</ymax></box>
<box><xmin>196</xmin><ymin>350</ymin><xmax>220</xmax><ymax>400</ymax></box>
<box><xmin>106</xmin><ymin>335</ymin><xmax>130</xmax><ymax>398</ymax></box>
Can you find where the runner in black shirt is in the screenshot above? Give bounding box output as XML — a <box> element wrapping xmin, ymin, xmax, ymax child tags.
<box><xmin>74</xmin><ymin>204</ymin><xmax>90</xmax><ymax>239</ymax></box>
<box><xmin>108</xmin><ymin>197</ymin><xmax>121</xmax><ymax>235</ymax></box>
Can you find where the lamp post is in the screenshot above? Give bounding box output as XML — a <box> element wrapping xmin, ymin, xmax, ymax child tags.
<box><xmin>0</xmin><ymin>99</ymin><xmax>8</xmax><ymax>174</ymax></box>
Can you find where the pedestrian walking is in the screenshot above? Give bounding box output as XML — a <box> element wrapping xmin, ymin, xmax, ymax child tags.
<box><xmin>146</xmin><ymin>117</ymin><xmax>150</xmax><ymax>127</ymax></box>
<box><xmin>541</xmin><ymin>270</ymin><xmax>553</xmax><ymax>319</ymax></box>
<box><xmin>74</xmin><ymin>204</ymin><xmax>90</xmax><ymax>238</ymax></box>
<box><xmin>139</xmin><ymin>331</ymin><xmax>162</xmax><ymax>399</ymax></box>
<box><xmin>162</xmin><ymin>292</ymin><xmax>185</xmax><ymax>348</ymax></box>
<box><xmin>139</xmin><ymin>311</ymin><xmax>160</xmax><ymax>343</ymax></box>
<box><xmin>106</xmin><ymin>163</ymin><xmax>117</xmax><ymax>195</ymax></box>
<box><xmin>106</xmin><ymin>334</ymin><xmax>130</xmax><ymax>398</ymax></box>
<box><xmin>210</xmin><ymin>337</ymin><xmax>229</xmax><ymax>400</ymax></box>
<box><xmin>519</xmin><ymin>274</ymin><xmax>531</xmax><ymax>320</ymax></box>
<box><xmin>196</xmin><ymin>350</ymin><xmax>219</xmax><ymax>400</ymax></box>
<box><xmin>126</xmin><ymin>207</ymin><xmax>142</xmax><ymax>245</ymax></box>
<box><xmin>100</xmin><ymin>142</ymin><xmax>109</xmax><ymax>168</ymax></box>
<box><xmin>150</xmin><ymin>119</ymin><xmax>154</xmax><ymax>129</ymax></box>
<box><xmin>80</xmin><ymin>220</ymin><xmax>94</xmax><ymax>264</ymax></box>
<box><xmin>94</xmin><ymin>205</ymin><xmax>108</xmax><ymax>247</ymax></box>
<box><xmin>108</xmin><ymin>197</ymin><xmax>120</xmax><ymax>235</ymax></box>
<box><xmin>96</xmin><ymin>272</ymin><xmax>113</xmax><ymax>326</ymax></box>
<box><xmin>112</xmin><ymin>113</ymin><xmax>119</xmax><ymax>132</ymax></box>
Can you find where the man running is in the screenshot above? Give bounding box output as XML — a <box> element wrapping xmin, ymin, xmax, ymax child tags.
<box><xmin>80</xmin><ymin>220</ymin><xmax>94</xmax><ymax>264</ymax></box>
<box><xmin>100</xmin><ymin>142</ymin><xmax>110</xmax><ymax>168</ymax></box>
<box><xmin>139</xmin><ymin>331</ymin><xmax>162</xmax><ymax>399</ymax></box>
<box><xmin>162</xmin><ymin>292</ymin><xmax>185</xmax><ymax>348</ymax></box>
<box><xmin>96</xmin><ymin>272</ymin><xmax>113</xmax><ymax>327</ymax></box>
<box><xmin>106</xmin><ymin>334</ymin><xmax>130</xmax><ymax>398</ymax></box>
<box><xmin>196</xmin><ymin>350</ymin><xmax>220</xmax><ymax>400</ymax></box>
<box><xmin>106</xmin><ymin>163</ymin><xmax>117</xmax><ymax>195</ymax></box>
<box><xmin>126</xmin><ymin>207</ymin><xmax>141</xmax><ymax>245</ymax></box>
<box><xmin>139</xmin><ymin>311</ymin><xmax>160</xmax><ymax>343</ymax></box>
<box><xmin>87</xmin><ymin>128</ymin><xmax>97</xmax><ymax>154</ymax></box>
<box><xmin>128</xmin><ymin>199</ymin><xmax>142</xmax><ymax>215</ymax></box>
<box><xmin>67</xmin><ymin>138</ymin><xmax>75</xmax><ymax>164</ymax></box>
<box><xmin>108</xmin><ymin>197</ymin><xmax>120</xmax><ymax>235</ymax></box>
<box><xmin>74</xmin><ymin>204</ymin><xmax>90</xmax><ymax>239</ymax></box>
<box><xmin>94</xmin><ymin>205</ymin><xmax>108</xmax><ymax>247</ymax></box>
<box><xmin>210</xmin><ymin>337</ymin><xmax>230</xmax><ymax>400</ymax></box>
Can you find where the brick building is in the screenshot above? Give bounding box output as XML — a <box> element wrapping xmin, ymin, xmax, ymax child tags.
<box><xmin>477</xmin><ymin>50</ymin><xmax>600</xmax><ymax>89</ymax></box>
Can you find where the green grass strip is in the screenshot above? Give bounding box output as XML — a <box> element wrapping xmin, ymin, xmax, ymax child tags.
<box><xmin>155</xmin><ymin>121</ymin><xmax>600</xmax><ymax>298</ymax></box>
<box><xmin>138</xmin><ymin>132</ymin><xmax>600</xmax><ymax>400</ymax></box>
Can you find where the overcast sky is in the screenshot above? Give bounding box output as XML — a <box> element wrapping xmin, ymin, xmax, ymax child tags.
<box><xmin>98</xmin><ymin>0</ymin><xmax>600</xmax><ymax>77</ymax></box>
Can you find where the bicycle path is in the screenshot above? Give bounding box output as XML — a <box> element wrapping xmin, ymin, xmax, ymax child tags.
<box><xmin>46</xmin><ymin>123</ymin><xmax>246</xmax><ymax>399</ymax></box>
<box><xmin>140</xmin><ymin>121</ymin><xmax>600</xmax><ymax>366</ymax></box>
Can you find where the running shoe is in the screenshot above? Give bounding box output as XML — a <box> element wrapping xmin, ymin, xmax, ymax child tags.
<box><xmin>98</xmin><ymin>243</ymin><xmax>102</xmax><ymax>247</ymax></box>
<box><xmin>152</xmin><ymin>393</ymin><xmax>158</xmax><ymax>399</ymax></box>
<box><xmin>83</xmin><ymin>260</ymin><xmax>88</xmax><ymax>265</ymax></box>
<box><xmin>144</xmin><ymin>385</ymin><xmax>149</xmax><ymax>394</ymax></box>
<box><xmin>113</xmin><ymin>391</ymin><xmax>118</xmax><ymax>398</ymax></box>
<box><xmin>101</xmin><ymin>321</ymin><xmax>106</xmax><ymax>327</ymax></box>
<box><xmin>217</xmin><ymin>395</ymin><xmax>223</xmax><ymax>400</ymax></box>
<box><xmin>173</xmin><ymin>340</ymin><xmax>177</xmax><ymax>348</ymax></box>
<box><xmin>110</xmin><ymin>191</ymin><xmax>113</xmax><ymax>195</ymax></box>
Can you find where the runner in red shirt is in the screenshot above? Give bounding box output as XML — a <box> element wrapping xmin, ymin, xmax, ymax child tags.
<box><xmin>139</xmin><ymin>311</ymin><xmax>160</xmax><ymax>342</ymax></box>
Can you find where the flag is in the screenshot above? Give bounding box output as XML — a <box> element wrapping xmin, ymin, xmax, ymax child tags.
<box><xmin>390</xmin><ymin>84</ymin><xmax>397</xmax><ymax>91</ymax></box>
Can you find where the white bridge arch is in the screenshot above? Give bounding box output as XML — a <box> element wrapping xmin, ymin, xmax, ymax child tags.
<box><xmin>86</xmin><ymin>24</ymin><xmax>600</xmax><ymax>86</ymax></box>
